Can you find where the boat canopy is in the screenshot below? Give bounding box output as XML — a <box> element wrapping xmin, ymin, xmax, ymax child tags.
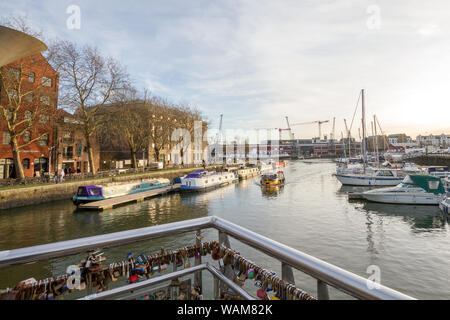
<box><xmin>185</xmin><ymin>170</ymin><xmax>208</xmax><ymax>179</ymax></box>
<box><xmin>402</xmin><ymin>175</ymin><xmax>445</xmax><ymax>195</ymax></box>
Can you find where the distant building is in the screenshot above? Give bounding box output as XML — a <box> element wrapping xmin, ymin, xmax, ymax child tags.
<box><xmin>416</xmin><ymin>134</ymin><xmax>450</xmax><ymax>147</ymax></box>
<box><xmin>52</xmin><ymin>109</ymin><xmax>100</xmax><ymax>174</ymax></box>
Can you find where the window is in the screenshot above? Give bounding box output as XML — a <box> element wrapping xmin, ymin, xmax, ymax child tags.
<box><xmin>42</xmin><ymin>77</ymin><xmax>52</xmax><ymax>87</ymax></box>
<box><xmin>40</xmin><ymin>96</ymin><xmax>50</xmax><ymax>105</ymax></box>
<box><xmin>23</xmin><ymin>131</ymin><xmax>31</xmax><ymax>143</ymax></box>
<box><xmin>25</xmin><ymin>92</ymin><xmax>34</xmax><ymax>103</ymax></box>
<box><xmin>22</xmin><ymin>158</ymin><xmax>30</xmax><ymax>170</ymax></box>
<box><xmin>24</xmin><ymin>111</ymin><xmax>33</xmax><ymax>120</ymax></box>
<box><xmin>8</xmin><ymin>68</ymin><xmax>20</xmax><ymax>80</ymax></box>
<box><xmin>3</xmin><ymin>132</ymin><xmax>11</xmax><ymax>145</ymax></box>
<box><xmin>38</xmin><ymin>134</ymin><xmax>48</xmax><ymax>146</ymax></box>
<box><xmin>8</xmin><ymin>89</ymin><xmax>18</xmax><ymax>100</ymax></box>
<box><xmin>63</xmin><ymin>131</ymin><xmax>72</xmax><ymax>138</ymax></box>
<box><xmin>39</xmin><ymin>114</ymin><xmax>50</xmax><ymax>124</ymax></box>
<box><xmin>28</xmin><ymin>72</ymin><xmax>35</xmax><ymax>83</ymax></box>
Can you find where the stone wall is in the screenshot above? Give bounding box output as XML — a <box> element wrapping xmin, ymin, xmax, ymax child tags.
<box><xmin>0</xmin><ymin>167</ymin><xmax>215</xmax><ymax>210</ymax></box>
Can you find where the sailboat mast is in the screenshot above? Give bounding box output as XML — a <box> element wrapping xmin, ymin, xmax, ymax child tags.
<box><xmin>361</xmin><ymin>89</ymin><xmax>367</xmax><ymax>173</ymax></box>
<box><xmin>374</xmin><ymin>115</ymin><xmax>379</xmax><ymax>167</ymax></box>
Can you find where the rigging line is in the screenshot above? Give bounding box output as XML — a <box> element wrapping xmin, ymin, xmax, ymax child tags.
<box><xmin>339</xmin><ymin>90</ymin><xmax>362</xmax><ymax>160</ymax></box>
<box><xmin>375</xmin><ymin>116</ymin><xmax>395</xmax><ymax>163</ymax></box>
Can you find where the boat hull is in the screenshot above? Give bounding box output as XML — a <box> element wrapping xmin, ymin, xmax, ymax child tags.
<box><xmin>439</xmin><ymin>199</ymin><xmax>449</xmax><ymax>214</ymax></box>
<box><xmin>362</xmin><ymin>193</ymin><xmax>443</xmax><ymax>205</ymax></box>
<box><xmin>335</xmin><ymin>174</ymin><xmax>403</xmax><ymax>186</ymax></box>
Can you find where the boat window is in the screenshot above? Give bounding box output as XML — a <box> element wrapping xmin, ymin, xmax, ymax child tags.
<box><xmin>378</xmin><ymin>170</ymin><xmax>394</xmax><ymax>176</ymax></box>
<box><xmin>428</xmin><ymin>181</ymin><xmax>439</xmax><ymax>190</ymax></box>
<box><xmin>77</xmin><ymin>187</ymin><xmax>88</xmax><ymax>196</ymax></box>
<box><xmin>89</xmin><ymin>188</ymin><xmax>101</xmax><ymax>196</ymax></box>
<box><xmin>205</xmin><ymin>180</ymin><xmax>208</xmax><ymax>184</ymax></box>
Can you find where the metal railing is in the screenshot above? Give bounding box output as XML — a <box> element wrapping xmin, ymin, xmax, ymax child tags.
<box><xmin>0</xmin><ymin>216</ymin><xmax>415</xmax><ymax>300</ymax></box>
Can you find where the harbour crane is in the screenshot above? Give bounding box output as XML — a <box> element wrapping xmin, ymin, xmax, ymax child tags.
<box><xmin>289</xmin><ymin>120</ymin><xmax>330</xmax><ymax>140</ymax></box>
<box><xmin>331</xmin><ymin>117</ymin><xmax>336</xmax><ymax>141</ymax></box>
<box><xmin>285</xmin><ymin>116</ymin><xmax>295</xmax><ymax>140</ymax></box>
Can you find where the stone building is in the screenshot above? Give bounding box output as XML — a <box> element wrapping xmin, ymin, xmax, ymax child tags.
<box><xmin>51</xmin><ymin>109</ymin><xmax>100</xmax><ymax>174</ymax></box>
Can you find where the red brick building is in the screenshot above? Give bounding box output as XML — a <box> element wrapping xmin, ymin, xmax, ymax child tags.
<box><xmin>0</xmin><ymin>53</ymin><xmax>59</xmax><ymax>178</ymax></box>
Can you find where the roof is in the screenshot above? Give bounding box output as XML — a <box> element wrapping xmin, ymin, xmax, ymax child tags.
<box><xmin>403</xmin><ymin>175</ymin><xmax>445</xmax><ymax>194</ymax></box>
<box><xmin>185</xmin><ymin>170</ymin><xmax>207</xmax><ymax>178</ymax></box>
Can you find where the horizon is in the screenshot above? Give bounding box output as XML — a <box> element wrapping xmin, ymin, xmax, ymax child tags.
<box><xmin>1</xmin><ymin>1</ymin><xmax>449</xmax><ymax>140</ymax></box>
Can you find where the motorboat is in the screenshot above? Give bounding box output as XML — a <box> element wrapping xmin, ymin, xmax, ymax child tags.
<box><xmin>425</xmin><ymin>166</ymin><xmax>450</xmax><ymax>180</ymax></box>
<box><xmin>335</xmin><ymin>169</ymin><xmax>404</xmax><ymax>186</ymax></box>
<box><xmin>401</xmin><ymin>163</ymin><xmax>424</xmax><ymax>175</ymax></box>
<box><xmin>180</xmin><ymin>169</ymin><xmax>238</xmax><ymax>191</ymax></box>
<box><xmin>72</xmin><ymin>178</ymin><xmax>171</xmax><ymax>205</ymax></box>
<box><xmin>260</xmin><ymin>171</ymin><xmax>285</xmax><ymax>188</ymax></box>
<box><xmin>361</xmin><ymin>175</ymin><xmax>446</xmax><ymax>205</ymax></box>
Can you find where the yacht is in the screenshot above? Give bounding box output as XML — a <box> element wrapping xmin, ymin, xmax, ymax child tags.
<box><xmin>335</xmin><ymin>169</ymin><xmax>404</xmax><ymax>186</ymax></box>
<box><xmin>425</xmin><ymin>166</ymin><xmax>450</xmax><ymax>180</ymax></box>
<box><xmin>180</xmin><ymin>169</ymin><xmax>238</xmax><ymax>192</ymax></box>
<box><xmin>361</xmin><ymin>175</ymin><xmax>446</xmax><ymax>205</ymax></box>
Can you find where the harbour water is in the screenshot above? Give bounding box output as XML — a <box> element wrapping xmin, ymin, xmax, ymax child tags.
<box><xmin>0</xmin><ymin>160</ymin><xmax>449</xmax><ymax>299</ymax></box>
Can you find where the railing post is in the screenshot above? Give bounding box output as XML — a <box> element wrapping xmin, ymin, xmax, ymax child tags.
<box><xmin>218</xmin><ymin>231</ymin><xmax>235</xmax><ymax>295</ymax></box>
<box><xmin>281</xmin><ymin>262</ymin><xmax>295</xmax><ymax>300</ymax></box>
<box><xmin>213</xmin><ymin>276</ymin><xmax>220</xmax><ymax>300</ymax></box>
<box><xmin>194</xmin><ymin>230</ymin><xmax>202</xmax><ymax>291</ymax></box>
<box><xmin>317</xmin><ymin>280</ymin><xmax>330</xmax><ymax>300</ymax></box>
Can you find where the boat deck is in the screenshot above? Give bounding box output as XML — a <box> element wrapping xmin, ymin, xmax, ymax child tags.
<box><xmin>78</xmin><ymin>184</ymin><xmax>182</xmax><ymax>211</ymax></box>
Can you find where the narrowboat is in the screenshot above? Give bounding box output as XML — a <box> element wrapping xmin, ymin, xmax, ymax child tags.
<box><xmin>72</xmin><ymin>178</ymin><xmax>171</xmax><ymax>205</ymax></box>
<box><xmin>260</xmin><ymin>171</ymin><xmax>285</xmax><ymax>188</ymax></box>
<box><xmin>236</xmin><ymin>166</ymin><xmax>260</xmax><ymax>180</ymax></box>
<box><xmin>180</xmin><ymin>170</ymin><xmax>238</xmax><ymax>192</ymax></box>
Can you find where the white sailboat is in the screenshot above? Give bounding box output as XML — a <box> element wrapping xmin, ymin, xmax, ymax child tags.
<box><xmin>336</xmin><ymin>89</ymin><xmax>405</xmax><ymax>186</ymax></box>
<box><xmin>361</xmin><ymin>175</ymin><xmax>446</xmax><ymax>205</ymax></box>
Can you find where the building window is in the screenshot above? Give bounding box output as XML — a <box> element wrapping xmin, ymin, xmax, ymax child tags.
<box><xmin>8</xmin><ymin>89</ymin><xmax>18</xmax><ymax>100</ymax></box>
<box><xmin>38</xmin><ymin>134</ymin><xmax>48</xmax><ymax>146</ymax></box>
<box><xmin>8</xmin><ymin>68</ymin><xmax>20</xmax><ymax>80</ymax></box>
<box><xmin>25</xmin><ymin>92</ymin><xmax>34</xmax><ymax>103</ymax></box>
<box><xmin>28</xmin><ymin>72</ymin><xmax>35</xmax><ymax>83</ymax></box>
<box><xmin>42</xmin><ymin>77</ymin><xmax>52</xmax><ymax>87</ymax></box>
<box><xmin>24</xmin><ymin>111</ymin><xmax>33</xmax><ymax>120</ymax></box>
<box><xmin>39</xmin><ymin>114</ymin><xmax>50</xmax><ymax>124</ymax></box>
<box><xmin>23</xmin><ymin>131</ymin><xmax>31</xmax><ymax>143</ymax></box>
<box><xmin>3</xmin><ymin>132</ymin><xmax>11</xmax><ymax>145</ymax></box>
<box><xmin>40</xmin><ymin>96</ymin><xmax>50</xmax><ymax>106</ymax></box>
<box><xmin>22</xmin><ymin>158</ymin><xmax>30</xmax><ymax>170</ymax></box>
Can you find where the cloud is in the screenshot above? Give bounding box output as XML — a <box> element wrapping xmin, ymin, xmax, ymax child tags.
<box><xmin>2</xmin><ymin>0</ymin><xmax>450</xmax><ymax>139</ymax></box>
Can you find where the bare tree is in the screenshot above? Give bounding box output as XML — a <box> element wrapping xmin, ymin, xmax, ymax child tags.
<box><xmin>51</xmin><ymin>41</ymin><xmax>129</xmax><ymax>173</ymax></box>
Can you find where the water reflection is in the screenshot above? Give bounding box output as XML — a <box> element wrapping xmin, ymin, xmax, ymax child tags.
<box><xmin>361</xmin><ymin>202</ymin><xmax>445</xmax><ymax>232</ymax></box>
<box><xmin>260</xmin><ymin>186</ymin><xmax>284</xmax><ymax>198</ymax></box>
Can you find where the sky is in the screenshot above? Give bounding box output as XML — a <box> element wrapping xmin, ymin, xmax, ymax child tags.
<box><xmin>2</xmin><ymin>0</ymin><xmax>450</xmax><ymax>140</ymax></box>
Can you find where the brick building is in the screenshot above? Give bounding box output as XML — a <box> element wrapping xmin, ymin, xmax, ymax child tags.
<box><xmin>52</xmin><ymin>109</ymin><xmax>100</xmax><ymax>174</ymax></box>
<box><xmin>0</xmin><ymin>53</ymin><xmax>59</xmax><ymax>178</ymax></box>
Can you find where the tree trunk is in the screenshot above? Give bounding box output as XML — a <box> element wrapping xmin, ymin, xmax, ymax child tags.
<box><xmin>85</xmin><ymin>136</ymin><xmax>96</xmax><ymax>174</ymax></box>
<box><xmin>11</xmin><ymin>137</ymin><xmax>25</xmax><ymax>180</ymax></box>
<box><xmin>131</xmin><ymin>149</ymin><xmax>137</xmax><ymax>168</ymax></box>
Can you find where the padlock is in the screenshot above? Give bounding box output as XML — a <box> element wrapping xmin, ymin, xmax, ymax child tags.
<box><xmin>246</xmin><ymin>268</ymin><xmax>255</xmax><ymax>279</ymax></box>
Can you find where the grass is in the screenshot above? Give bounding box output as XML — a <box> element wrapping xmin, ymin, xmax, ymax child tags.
<box><xmin>0</xmin><ymin>166</ymin><xmax>210</xmax><ymax>191</ymax></box>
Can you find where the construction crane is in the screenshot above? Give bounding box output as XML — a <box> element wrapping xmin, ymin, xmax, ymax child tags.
<box><xmin>285</xmin><ymin>116</ymin><xmax>295</xmax><ymax>140</ymax></box>
<box><xmin>290</xmin><ymin>120</ymin><xmax>330</xmax><ymax>140</ymax></box>
<box><xmin>330</xmin><ymin>117</ymin><xmax>336</xmax><ymax>141</ymax></box>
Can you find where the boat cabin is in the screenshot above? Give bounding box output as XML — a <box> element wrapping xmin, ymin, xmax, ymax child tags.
<box><xmin>75</xmin><ymin>186</ymin><xmax>104</xmax><ymax>199</ymax></box>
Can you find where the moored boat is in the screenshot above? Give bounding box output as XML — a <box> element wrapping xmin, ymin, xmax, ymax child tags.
<box><xmin>236</xmin><ymin>166</ymin><xmax>260</xmax><ymax>180</ymax></box>
<box><xmin>180</xmin><ymin>169</ymin><xmax>238</xmax><ymax>192</ymax></box>
<box><xmin>361</xmin><ymin>175</ymin><xmax>446</xmax><ymax>205</ymax></box>
<box><xmin>259</xmin><ymin>162</ymin><xmax>273</xmax><ymax>174</ymax></box>
<box><xmin>335</xmin><ymin>169</ymin><xmax>404</xmax><ymax>186</ymax></box>
<box><xmin>260</xmin><ymin>171</ymin><xmax>285</xmax><ymax>188</ymax></box>
<box><xmin>72</xmin><ymin>178</ymin><xmax>171</xmax><ymax>205</ymax></box>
